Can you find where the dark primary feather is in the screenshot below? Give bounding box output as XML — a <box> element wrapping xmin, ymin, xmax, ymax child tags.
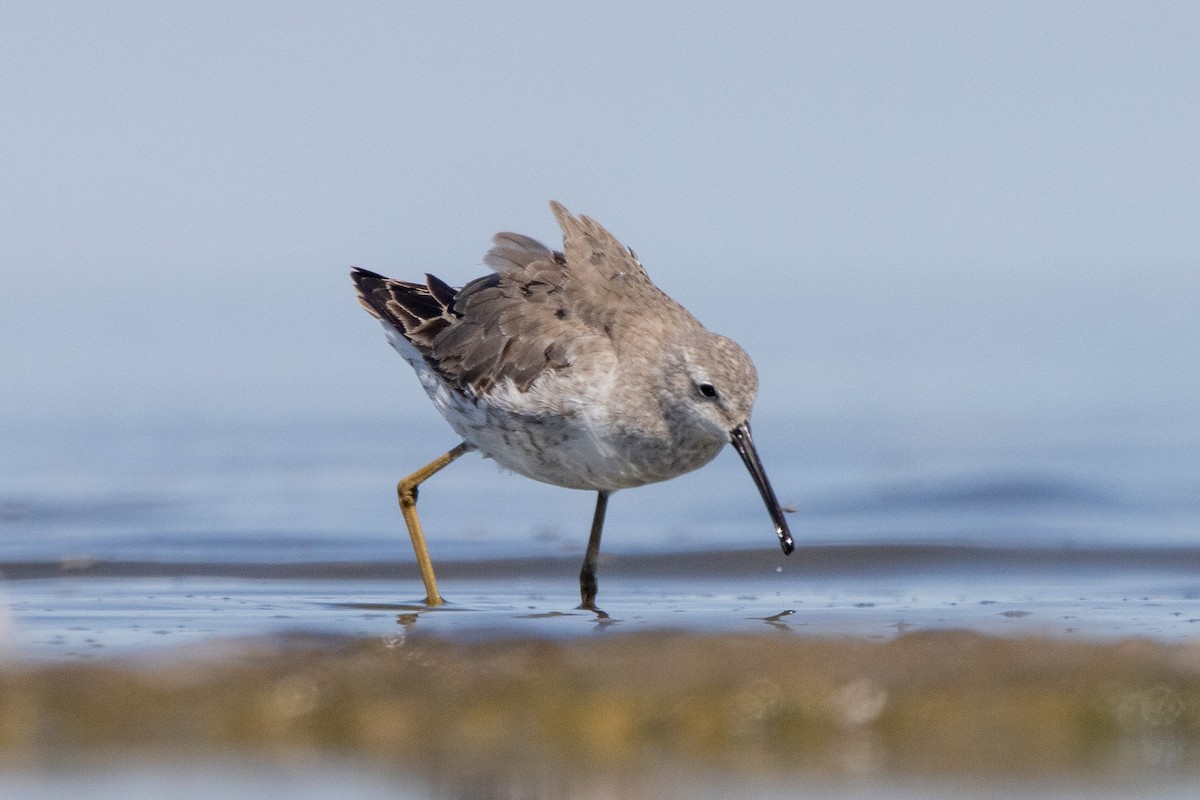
<box><xmin>350</xmin><ymin>268</ymin><xmax>457</xmax><ymax>360</ymax></box>
<box><xmin>425</xmin><ymin>273</ymin><xmax>458</xmax><ymax>308</ymax></box>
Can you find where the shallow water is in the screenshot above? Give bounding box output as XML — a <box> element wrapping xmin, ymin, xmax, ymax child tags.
<box><xmin>14</xmin><ymin>762</ymin><xmax>1200</xmax><ymax>800</ymax></box>
<box><xmin>5</xmin><ymin>545</ymin><xmax>1200</xmax><ymax>660</ymax></box>
<box><xmin>3</xmin><ymin>409</ymin><xmax>1198</xmax><ymax>567</ymax></box>
<box><xmin>3</xmin><ymin>763</ymin><xmax>1200</xmax><ymax>800</ymax></box>
<box><xmin>2</xmin><ymin>411</ymin><xmax>1199</xmax><ymax>797</ymax></box>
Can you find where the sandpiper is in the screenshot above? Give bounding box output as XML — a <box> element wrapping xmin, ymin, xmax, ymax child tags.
<box><xmin>352</xmin><ymin>202</ymin><xmax>793</xmax><ymax>609</ymax></box>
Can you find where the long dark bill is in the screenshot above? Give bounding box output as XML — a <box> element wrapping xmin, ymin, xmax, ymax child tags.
<box><xmin>729</xmin><ymin>421</ymin><xmax>795</xmax><ymax>555</ymax></box>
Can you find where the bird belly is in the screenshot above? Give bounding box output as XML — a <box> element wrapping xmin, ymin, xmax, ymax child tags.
<box><xmin>382</xmin><ymin>323</ymin><xmax>725</xmax><ymax>491</ymax></box>
<box><xmin>455</xmin><ymin>400</ymin><xmax>726</xmax><ymax>492</ymax></box>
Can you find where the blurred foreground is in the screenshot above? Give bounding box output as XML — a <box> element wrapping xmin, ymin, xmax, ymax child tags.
<box><xmin>3</xmin><ymin>629</ymin><xmax>1200</xmax><ymax>796</ymax></box>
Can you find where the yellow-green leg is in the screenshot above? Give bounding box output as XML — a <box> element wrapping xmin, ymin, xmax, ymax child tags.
<box><xmin>397</xmin><ymin>442</ymin><xmax>472</xmax><ymax>606</ymax></box>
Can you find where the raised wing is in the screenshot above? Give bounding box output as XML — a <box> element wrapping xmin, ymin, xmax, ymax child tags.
<box><xmin>355</xmin><ymin>202</ymin><xmax>696</xmax><ymax>397</ymax></box>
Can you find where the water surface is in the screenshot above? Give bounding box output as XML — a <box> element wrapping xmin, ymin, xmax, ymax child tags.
<box><xmin>2</xmin><ymin>410</ymin><xmax>1199</xmax><ymax>656</ymax></box>
<box><xmin>2</xmin><ymin>410</ymin><xmax>1199</xmax><ymax>798</ymax></box>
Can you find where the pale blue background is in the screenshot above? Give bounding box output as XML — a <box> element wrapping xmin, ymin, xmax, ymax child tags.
<box><xmin>2</xmin><ymin>1</ymin><xmax>1198</xmax><ymax>429</ymax></box>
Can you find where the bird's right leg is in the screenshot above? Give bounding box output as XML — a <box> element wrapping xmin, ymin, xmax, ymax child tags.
<box><xmin>578</xmin><ymin>490</ymin><xmax>610</xmax><ymax>612</ymax></box>
<box><xmin>396</xmin><ymin>441</ymin><xmax>473</xmax><ymax>606</ymax></box>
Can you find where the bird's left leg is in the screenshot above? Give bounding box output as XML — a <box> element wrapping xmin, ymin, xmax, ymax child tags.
<box><xmin>396</xmin><ymin>441</ymin><xmax>473</xmax><ymax>605</ymax></box>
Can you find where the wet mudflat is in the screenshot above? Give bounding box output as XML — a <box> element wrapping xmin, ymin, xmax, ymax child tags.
<box><xmin>2</xmin><ymin>548</ymin><xmax>1200</xmax><ymax>798</ymax></box>
<box><xmin>2</xmin><ymin>413</ymin><xmax>1199</xmax><ymax>796</ymax></box>
<box><xmin>5</xmin><ymin>544</ymin><xmax>1200</xmax><ymax>658</ymax></box>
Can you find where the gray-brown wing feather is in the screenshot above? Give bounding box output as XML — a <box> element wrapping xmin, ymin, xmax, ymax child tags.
<box><xmin>352</xmin><ymin>201</ymin><xmax>696</xmax><ymax>397</ymax></box>
<box><xmin>437</xmin><ymin>268</ymin><xmax>582</xmax><ymax>394</ymax></box>
<box><xmin>549</xmin><ymin>200</ymin><xmax>653</xmax><ymax>286</ymax></box>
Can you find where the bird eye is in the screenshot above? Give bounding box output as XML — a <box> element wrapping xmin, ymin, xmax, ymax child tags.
<box><xmin>697</xmin><ymin>382</ymin><xmax>719</xmax><ymax>400</ymax></box>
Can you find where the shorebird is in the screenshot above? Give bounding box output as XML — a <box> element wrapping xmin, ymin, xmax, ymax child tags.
<box><xmin>352</xmin><ymin>202</ymin><xmax>793</xmax><ymax>609</ymax></box>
